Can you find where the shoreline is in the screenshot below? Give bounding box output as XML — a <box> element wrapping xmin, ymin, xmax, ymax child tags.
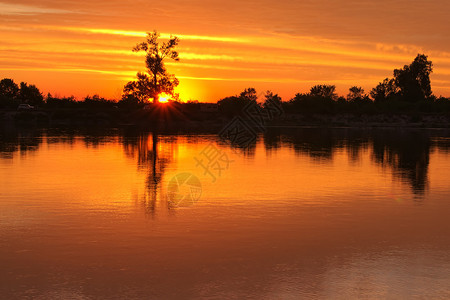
<box><xmin>1</xmin><ymin>109</ymin><xmax>450</xmax><ymax>130</ymax></box>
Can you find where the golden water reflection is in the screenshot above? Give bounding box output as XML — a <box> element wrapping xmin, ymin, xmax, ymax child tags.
<box><xmin>1</xmin><ymin>127</ymin><xmax>450</xmax><ymax>298</ymax></box>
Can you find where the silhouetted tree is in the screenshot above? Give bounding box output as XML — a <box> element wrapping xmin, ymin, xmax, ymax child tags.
<box><xmin>123</xmin><ymin>72</ymin><xmax>153</xmax><ymax>103</ymax></box>
<box><xmin>0</xmin><ymin>79</ymin><xmax>20</xmax><ymax>108</ymax></box>
<box><xmin>263</xmin><ymin>91</ymin><xmax>282</xmax><ymax>109</ymax></box>
<box><xmin>218</xmin><ymin>87</ymin><xmax>259</xmax><ymax>116</ymax></box>
<box><xmin>287</xmin><ymin>85</ymin><xmax>338</xmax><ymax>113</ymax></box>
<box><xmin>346</xmin><ymin>86</ymin><xmax>373</xmax><ymax>110</ymax></box>
<box><xmin>19</xmin><ymin>82</ymin><xmax>43</xmax><ymax>106</ymax></box>
<box><xmin>394</xmin><ymin>54</ymin><xmax>433</xmax><ymax>102</ymax></box>
<box><xmin>0</xmin><ymin>78</ymin><xmax>19</xmax><ymax>100</ymax></box>
<box><xmin>309</xmin><ymin>85</ymin><xmax>337</xmax><ymax>100</ymax></box>
<box><xmin>347</xmin><ymin>86</ymin><xmax>365</xmax><ymax>102</ymax></box>
<box><xmin>371</xmin><ymin>54</ymin><xmax>433</xmax><ymax>103</ymax></box>
<box><xmin>370</xmin><ymin>78</ymin><xmax>398</xmax><ymax>102</ymax></box>
<box><xmin>239</xmin><ymin>87</ymin><xmax>258</xmax><ymax>102</ymax></box>
<box><xmin>123</xmin><ymin>31</ymin><xmax>180</xmax><ymax>103</ymax></box>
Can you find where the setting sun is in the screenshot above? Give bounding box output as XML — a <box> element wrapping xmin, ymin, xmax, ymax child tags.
<box><xmin>158</xmin><ymin>93</ymin><xmax>171</xmax><ymax>103</ymax></box>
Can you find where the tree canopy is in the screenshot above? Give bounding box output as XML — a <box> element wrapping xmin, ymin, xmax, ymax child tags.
<box><xmin>217</xmin><ymin>87</ymin><xmax>258</xmax><ymax>116</ymax></box>
<box><xmin>0</xmin><ymin>78</ymin><xmax>19</xmax><ymax>100</ymax></box>
<box><xmin>123</xmin><ymin>31</ymin><xmax>180</xmax><ymax>103</ymax></box>
<box><xmin>347</xmin><ymin>86</ymin><xmax>366</xmax><ymax>101</ymax></box>
<box><xmin>19</xmin><ymin>82</ymin><xmax>44</xmax><ymax>106</ymax></box>
<box><xmin>309</xmin><ymin>85</ymin><xmax>337</xmax><ymax>100</ymax></box>
<box><xmin>0</xmin><ymin>78</ymin><xmax>43</xmax><ymax>108</ymax></box>
<box><xmin>371</xmin><ymin>54</ymin><xmax>433</xmax><ymax>102</ymax></box>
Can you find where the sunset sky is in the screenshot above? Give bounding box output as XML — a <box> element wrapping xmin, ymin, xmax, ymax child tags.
<box><xmin>1</xmin><ymin>0</ymin><xmax>450</xmax><ymax>102</ymax></box>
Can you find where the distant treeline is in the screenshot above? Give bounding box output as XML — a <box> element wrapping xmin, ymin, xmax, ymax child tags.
<box><xmin>0</xmin><ymin>79</ymin><xmax>118</xmax><ymax>109</ymax></box>
<box><xmin>1</xmin><ymin>54</ymin><xmax>450</xmax><ymax>114</ymax></box>
<box><xmin>216</xmin><ymin>54</ymin><xmax>450</xmax><ymax>115</ymax></box>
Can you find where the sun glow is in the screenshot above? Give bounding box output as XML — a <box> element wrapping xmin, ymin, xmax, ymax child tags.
<box><xmin>158</xmin><ymin>93</ymin><xmax>171</xmax><ymax>103</ymax></box>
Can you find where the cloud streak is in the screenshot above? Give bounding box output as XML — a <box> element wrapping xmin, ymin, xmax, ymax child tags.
<box><xmin>0</xmin><ymin>2</ymin><xmax>75</xmax><ymax>15</ymax></box>
<box><xmin>1</xmin><ymin>0</ymin><xmax>450</xmax><ymax>100</ymax></box>
<box><xmin>50</xmin><ymin>26</ymin><xmax>246</xmax><ymax>44</ymax></box>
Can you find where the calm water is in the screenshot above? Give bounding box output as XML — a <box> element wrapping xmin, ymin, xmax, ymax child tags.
<box><xmin>1</xmin><ymin>127</ymin><xmax>450</xmax><ymax>299</ymax></box>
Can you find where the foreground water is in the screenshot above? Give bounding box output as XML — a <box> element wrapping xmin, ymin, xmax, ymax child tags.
<box><xmin>1</xmin><ymin>127</ymin><xmax>450</xmax><ymax>299</ymax></box>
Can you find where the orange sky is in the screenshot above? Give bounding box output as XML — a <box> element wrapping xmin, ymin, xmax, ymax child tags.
<box><xmin>1</xmin><ymin>0</ymin><xmax>450</xmax><ymax>102</ymax></box>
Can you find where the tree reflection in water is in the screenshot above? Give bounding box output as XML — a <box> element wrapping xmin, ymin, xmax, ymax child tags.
<box><xmin>371</xmin><ymin>130</ymin><xmax>430</xmax><ymax>194</ymax></box>
<box><xmin>121</xmin><ymin>131</ymin><xmax>175</xmax><ymax>215</ymax></box>
<box><xmin>262</xmin><ymin>128</ymin><xmax>450</xmax><ymax>196</ymax></box>
<box><xmin>1</xmin><ymin>126</ymin><xmax>449</xmax><ymax>208</ymax></box>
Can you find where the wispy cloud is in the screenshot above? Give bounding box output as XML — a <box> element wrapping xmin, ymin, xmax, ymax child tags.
<box><xmin>2</xmin><ymin>1</ymin><xmax>450</xmax><ymax>100</ymax></box>
<box><xmin>33</xmin><ymin>25</ymin><xmax>450</xmax><ymax>65</ymax></box>
<box><xmin>0</xmin><ymin>67</ymin><xmax>134</xmax><ymax>76</ymax></box>
<box><xmin>52</xmin><ymin>26</ymin><xmax>246</xmax><ymax>43</ymax></box>
<box><xmin>177</xmin><ymin>75</ymin><xmax>381</xmax><ymax>84</ymax></box>
<box><xmin>0</xmin><ymin>2</ymin><xmax>75</xmax><ymax>15</ymax></box>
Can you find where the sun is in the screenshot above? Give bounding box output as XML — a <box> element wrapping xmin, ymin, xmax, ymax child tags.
<box><xmin>158</xmin><ymin>93</ymin><xmax>171</xmax><ymax>103</ymax></box>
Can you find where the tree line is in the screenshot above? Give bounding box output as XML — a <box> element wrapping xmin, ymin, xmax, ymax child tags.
<box><xmin>217</xmin><ymin>54</ymin><xmax>449</xmax><ymax>114</ymax></box>
<box><xmin>1</xmin><ymin>28</ymin><xmax>450</xmax><ymax>114</ymax></box>
<box><xmin>0</xmin><ymin>80</ymin><xmax>117</xmax><ymax>109</ymax></box>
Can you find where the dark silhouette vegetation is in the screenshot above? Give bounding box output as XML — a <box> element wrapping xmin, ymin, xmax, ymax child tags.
<box><xmin>122</xmin><ymin>30</ymin><xmax>180</xmax><ymax>103</ymax></box>
<box><xmin>1</xmin><ymin>53</ymin><xmax>450</xmax><ymax>128</ymax></box>
<box><xmin>0</xmin><ymin>79</ymin><xmax>44</xmax><ymax>108</ymax></box>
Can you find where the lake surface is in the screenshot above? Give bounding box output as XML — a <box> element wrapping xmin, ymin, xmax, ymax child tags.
<box><xmin>1</xmin><ymin>127</ymin><xmax>450</xmax><ymax>299</ymax></box>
